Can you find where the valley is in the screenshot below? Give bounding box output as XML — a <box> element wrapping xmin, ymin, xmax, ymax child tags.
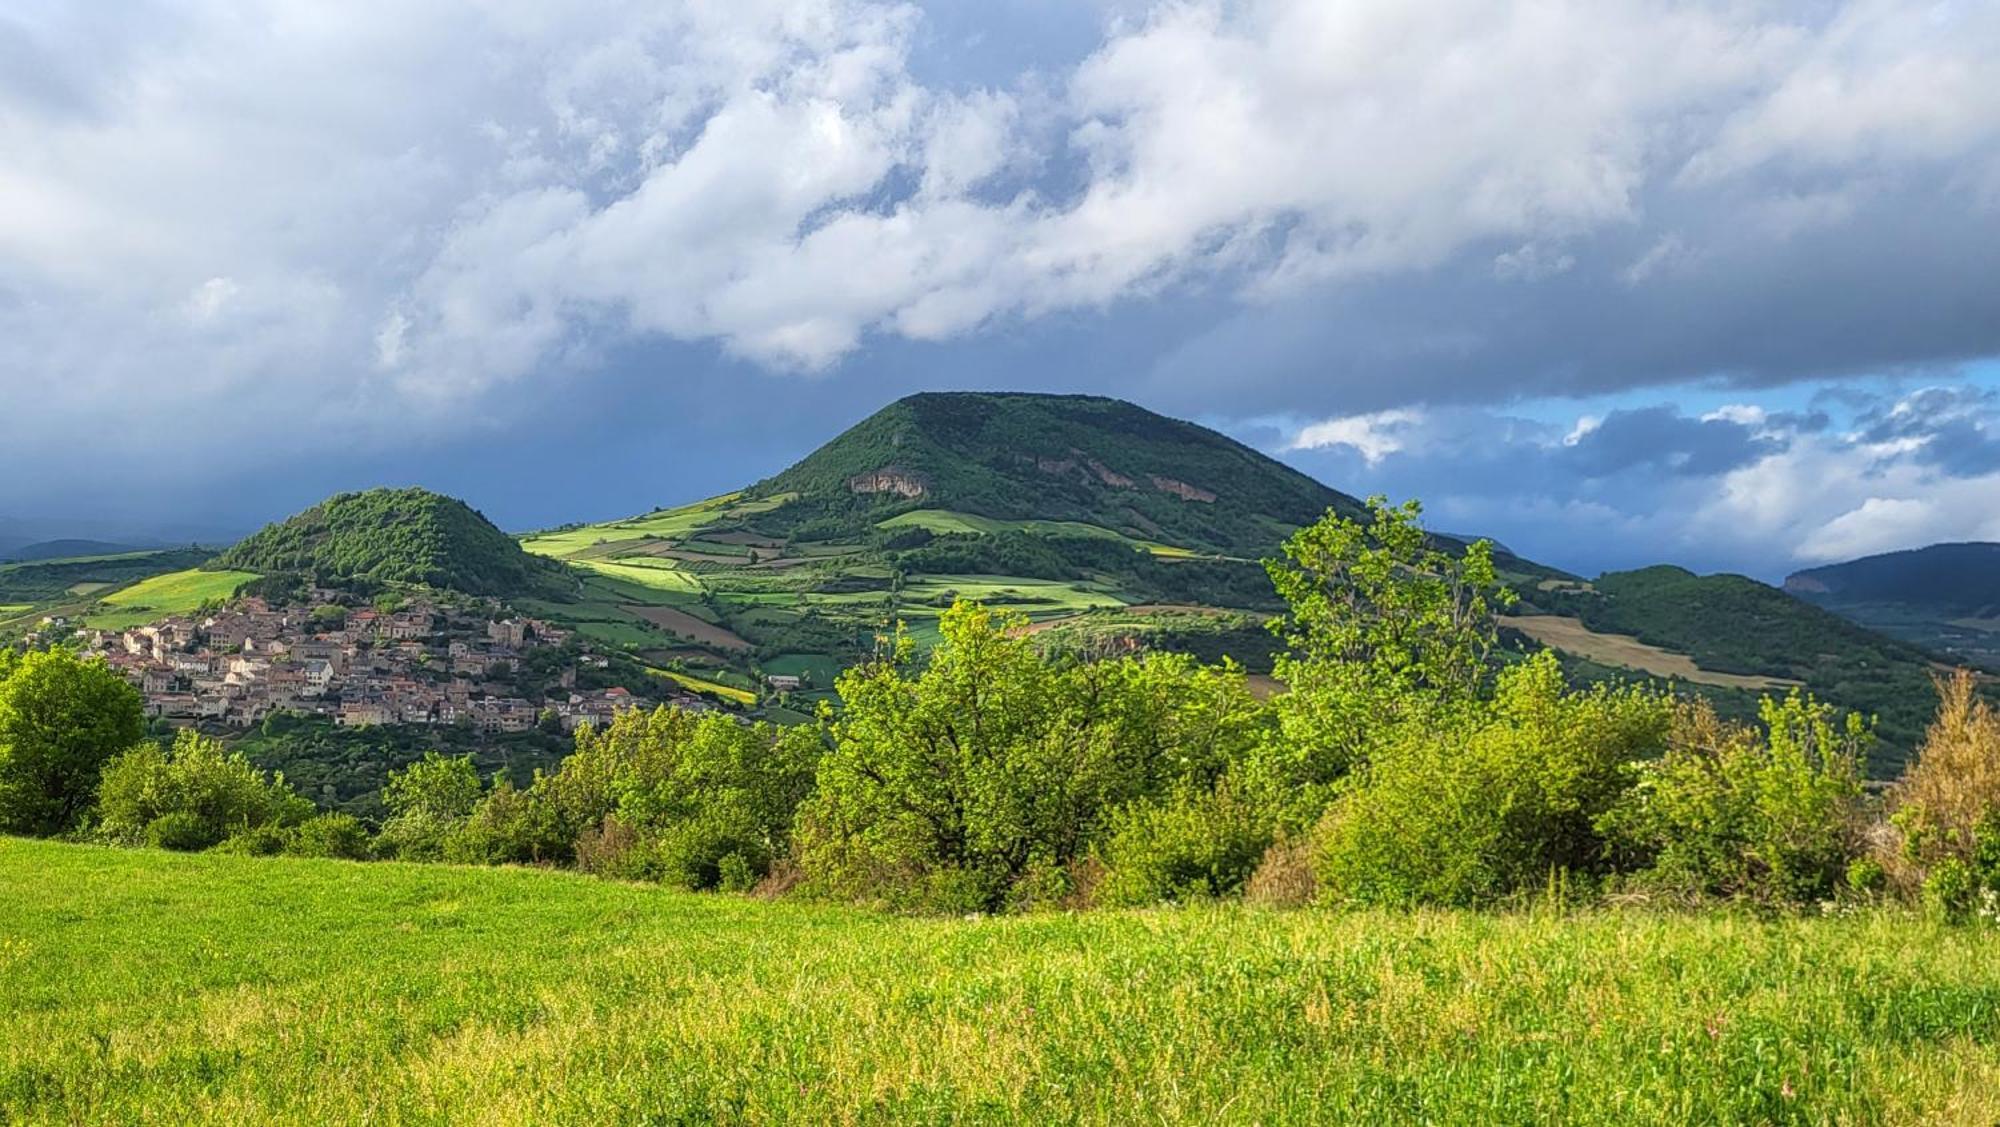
<box><xmin>0</xmin><ymin>392</ymin><xmax>1983</xmax><ymax>783</ymax></box>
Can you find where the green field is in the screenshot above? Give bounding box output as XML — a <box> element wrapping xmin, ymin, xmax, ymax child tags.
<box><xmin>879</xmin><ymin>509</ymin><xmax>1195</xmax><ymax>558</ymax></box>
<box><xmin>81</xmin><ymin>568</ymin><xmax>260</xmax><ymax>630</ymax></box>
<box><xmin>763</xmin><ymin>652</ymin><xmax>842</xmax><ymax>685</ymax></box>
<box><xmin>3</xmin><ymin>839</ymin><xmax>1998</xmax><ymax>1123</ymax></box>
<box><xmin>647</xmin><ymin>666</ymin><xmax>759</xmax><ymax>706</ymax></box>
<box><xmin>522</xmin><ymin>493</ymin><xmax>756</xmax><ymax>560</ymax></box>
<box><xmin>568</xmin><ymin>557</ymin><xmax>705</xmax><ymax>595</ymax></box>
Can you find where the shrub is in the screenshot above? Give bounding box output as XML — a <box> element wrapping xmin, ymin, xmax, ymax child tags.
<box><xmin>574</xmin><ymin>815</ymin><xmax>647</xmax><ymax>880</ymax></box>
<box><xmin>1244</xmin><ymin>834</ymin><xmax>1317</xmax><ymax>908</ymax></box>
<box><xmin>1313</xmin><ymin>652</ymin><xmax>1669</xmax><ymax>908</ymax></box>
<box><xmin>375</xmin><ymin>752</ymin><xmax>482</xmax><ymax>861</ymax></box>
<box><xmin>1094</xmin><ymin>784</ymin><xmax>1268</xmax><ymax>907</ymax></box>
<box><xmin>288</xmin><ymin>812</ymin><xmax>372</xmax><ymax>860</ymax></box>
<box><xmin>794</xmin><ymin>602</ymin><xmax>1268</xmax><ymax>912</ymax></box>
<box><xmin>1602</xmin><ymin>693</ymin><xmax>1867</xmax><ymax>905</ymax></box>
<box><xmin>1882</xmin><ymin>670</ymin><xmax>2000</xmax><ymax>897</ymax></box>
<box><xmin>145</xmin><ymin>811</ymin><xmax>218</xmax><ymax>852</ymax></box>
<box><xmin>0</xmin><ymin>649</ymin><xmax>146</xmax><ymax>836</ymax></box>
<box><xmin>99</xmin><ymin>730</ymin><xmax>310</xmax><ymax>850</ymax></box>
<box><xmin>445</xmin><ymin>779</ymin><xmax>563</xmax><ymax>866</ymax></box>
<box><xmin>216</xmin><ymin>823</ymin><xmax>291</xmax><ymax>856</ymax></box>
<box><xmin>1255</xmin><ymin>497</ymin><xmax>1515</xmax><ymax>827</ymax></box>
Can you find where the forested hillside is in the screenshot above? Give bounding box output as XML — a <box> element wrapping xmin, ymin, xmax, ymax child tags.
<box><xmin>745</xmin><ymin>392</ymin><xmax>1366</xmax><ymax>552</ymax></box>
<box><xmin>217</xmin><ymin>488</ymin><xmax>572</xmax><ymax>598</ymax></box>
<box><xmin>1536</xmin><ymin>565</ymin><xmax>1946</xmax><ymax>765</ymax></box>
<box><xmin>1787</xmin><ymin>543</ymin><xmax>2000</xmax><ymax>671</ymax></box>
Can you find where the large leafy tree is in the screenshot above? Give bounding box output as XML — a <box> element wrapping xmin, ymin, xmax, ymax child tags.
<box><xmin>1254</xmin><ymin>497</ymin><xmax>1515</xmax><ymax>823</ymax></box>
<box><xmin>0</xmin><ymin>648</ymin><xmax>146</xmax><ymax>836</ymax></box>
<box><xmin>796</xmin><ymin>602</ymin><xmax>1266</xmax><ymax>912</ymax></box>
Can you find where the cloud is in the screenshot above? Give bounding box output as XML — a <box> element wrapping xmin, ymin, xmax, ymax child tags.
<box><xmin>1275</xmin><ymin>380</ymin><xmax>2000</xmax><ymax>577</ymax></box>
<box><xmin>1289</xmin><ymin>408</ymin><xmax>1422</xmax><ymax>465</ymax></box>
<box><xmin>2</xmin><ymin>0</ymin><xmax>1999</xmax><ymax>540</ymax></box>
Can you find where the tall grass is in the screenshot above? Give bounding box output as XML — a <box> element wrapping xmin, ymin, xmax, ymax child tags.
<box><xmin>4</xmin><ymin>837</ymin><xmax>1999</xmax><ymax>1123</ymax></box>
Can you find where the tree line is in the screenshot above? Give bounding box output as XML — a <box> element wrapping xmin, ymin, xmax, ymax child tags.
<box><xmin>4</xmin><ymin>498</ymin><xmax>1999</xmax><ymax>919</ymax></box>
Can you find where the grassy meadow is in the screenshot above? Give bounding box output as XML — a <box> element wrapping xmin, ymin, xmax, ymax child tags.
<box><xmin>81</xmin><ymin>568</ymin><xmax>260</xmax><ymax>631</ymax></box>
<box><xmin>4</xmin><ymin>838</ymin><xmax>2000</xmax><ymax>1124</ymax></box>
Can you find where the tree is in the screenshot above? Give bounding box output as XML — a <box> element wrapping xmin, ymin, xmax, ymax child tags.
<box><xmin>795</xmin><ymin>602</ymin><xmax>1268</xmax><ymax>911</ymax></box>
<box><xmin>375</xmin><ymin>752</ymin><xmax>484</xmax><ymax>860</ymax></box>
<box><xmin>1253</xmin><ymin>497</ymin><xmax>1514</xmax><ymax>826</ymax></box>
<box><xmin>0</xmin><ymin>649</ymin><xmax>145</xmax><ymax>836</ymax></box>
<box><xmin>98</xmin><ymin>730</ymin><xmax>311</xmax><ymax>851</ymax></box>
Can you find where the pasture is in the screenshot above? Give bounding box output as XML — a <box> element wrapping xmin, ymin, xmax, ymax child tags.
<box><xmin>3</xmin><ymin>839</ymin><xmax>1999</xmax><ymax>1124</ymax></box>
<box><xmin>82</xmin><ymin>568</ymin><xmax>260</xmax><ymax>630</ymax></box>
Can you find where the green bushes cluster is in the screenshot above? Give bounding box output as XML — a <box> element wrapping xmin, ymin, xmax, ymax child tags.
<box><xmin>16</xmin><ymin>496</ymin><xmax>2000</xmax><ymax>921</ymax></box>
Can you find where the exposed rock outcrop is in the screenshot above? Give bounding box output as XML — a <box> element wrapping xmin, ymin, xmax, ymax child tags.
<box><xmin>848</xmin><ymin>469</ymin><xmax>928</xmax><ymax>499</ymax></box>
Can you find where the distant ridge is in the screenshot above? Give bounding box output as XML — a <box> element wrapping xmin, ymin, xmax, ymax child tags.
<box><xmin>2</xmin><ymin>539</ymin><xmax>148</xmax><ymax>563</ymax></box>
<box><xmin>1785</xmin><ymin>542</ymin><xmax>2000</xmax><ymax>672</ymax></box>
<box><xmin>1787</xmin><ymin>542</ymin><xmax>2000</xmax><ymax>615</ymax></box>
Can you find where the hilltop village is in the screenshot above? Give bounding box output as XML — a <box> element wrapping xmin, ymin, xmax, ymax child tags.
<box><xmin>76</xmin><ymin>591</ymin><xmax>698</xmax><ymax>732</ymax></box>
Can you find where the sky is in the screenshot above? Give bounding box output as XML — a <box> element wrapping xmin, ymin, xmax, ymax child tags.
<box><xmin>2</xmin><ymin>0</ymin><xmax>1998</xmax><ymax>580</ymax></box>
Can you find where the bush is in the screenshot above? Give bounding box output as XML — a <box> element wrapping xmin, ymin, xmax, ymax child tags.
<box><xmin>444</xmin><ymin>779</ymin><xmax>563</xmax><ymax>866</ymax></box>
<box><xmin>0</xmin><ymin>649</ymin><xmax>146</xmax><ymax>836</ymax></box>
<box><xmin>1313</xmin><ymin>652</ymin><xmax>1670</xmax><ymax>907</ymax></box>
<box><xmin>145</xmin><ymin>811</ymin><xmax>219</xmax><ymax>852</ymax></box>
<box><xmin>99</xmin><ymin>730</ymin><xmax>310</xmax><ymax>850</ymax></box>
<box><xmin>1094</xmin><ymin>785</ymin><xmax>1268</xmax><ymax>907</ymax></box>
<box><xmin>1602</xmin><ymin>693</ymin><xmax>1867</xmax><ymax>905</ymax></box>
<box><xmin>288</xmin><ymin>812</ymin><xmax>372</xmax><ymax>860</ymax></box>
<box><xmin>1253</xmin><ymin>497</ymin><xmax>1515</xmax><ymax>830</ymax></box>
<box><xmin>1883</xmin><ymin>670</ymin><xmax>2000</xmax><ymax>897</ymax></box>
<box><xmin>216</xmin><ymin>823</ymin><xmax>292</xmax><ymax>856</ymax></box>
<box><xmin>375</xmin><ymin>752</ymin><xmax>482</xmax><ymax>861</ymax></box>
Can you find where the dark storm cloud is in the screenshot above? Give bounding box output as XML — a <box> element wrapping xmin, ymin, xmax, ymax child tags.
<box><xmin>1563</xmin><ymin>408</ymin><xmax>1780</xmax><ymax>480</ymax></box>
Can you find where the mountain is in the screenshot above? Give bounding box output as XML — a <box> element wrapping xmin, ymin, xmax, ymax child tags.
<box><xmin>744</xmin><ymin>392</ymin><xmax>1367</xmax><ymax>554</ymax></box>
<box><xmin>3</xmin><ymin>539</ymin><xmax>147</xmax><ymax>562</ymax></box>
<box><xmin>215</xmin><ymin>488</ymin><xmax>572</xmax><ymax>599</ymax></box>
<box><xmin>1526</xmin><ymin>565</ymin><xmax>1952</xmax><ymax>772</ymax></box>
<box><xmin>1785</xmin><ymin>543</ymin><xmax>2000</xmax><ymax>671</ymax></box>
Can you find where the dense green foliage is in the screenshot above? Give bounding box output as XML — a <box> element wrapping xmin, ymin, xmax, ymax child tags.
<box><xmin>796</xmin><ymin>603</ymin><xmax>1270</xmax><ymax>911</ymax></box>
<box><xmin>10</xmin><ymin>840</ymin><xmax>2000</xmax><ymax>1123</ymax></box>
<box><xmin>97</xmin><ymin>730</ymin><xmax>312</xmax><ymax>852</ymax></box>
<box><xmin>1314</xmin><ymin>653</ymin><xmax>1670</xmax><ymax>907</ymax></box>
<box><xmin>233</xmin><ymin>713</ymin><xmax>571</xmax><ymax>818</ymax></box>
<box><xmin>751</xmin><ymin>392</ymin><xmax>1365</xmax><ymax>553</ymax></box>
<box><xmin>1258</xmin><ymin>498</ymin><xmax>1515</xmax><ymax>822</ymax></box>
<box><xmin>0</xmin><ymin>649</ymin><xmax>144</xmax><ymax>835</ymax></box>
<box><xmin>215</xmin><ymin>487</ymin><xmax>572</xmax><ymax>598</ymax></box>
<box><xmin>1600</xmin><ymin>695</ymin><xmax>1868</xmax><ymax>904</ymax></box>
<box><xmin>1541</xmin><ymin>565</ymin><xmax>1943</xmax><ymax>768</ymax></box>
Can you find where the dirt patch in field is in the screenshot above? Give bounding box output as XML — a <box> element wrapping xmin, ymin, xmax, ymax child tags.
<box><xmin>1505</xmin><ymin>614</ymin><xmax>1798</xmax><ymax>691</ymax></box>
<box><xmin>621</xmin><ymin>605</ymin><xmax>752</xmax><ymax>652</ymax></box>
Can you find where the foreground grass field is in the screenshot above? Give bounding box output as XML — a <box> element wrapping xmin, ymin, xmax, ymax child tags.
<box><xmin>4</xmin><ymin>839</ymin><xmax>2000</xmax><ymax>1124</ymax></box>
